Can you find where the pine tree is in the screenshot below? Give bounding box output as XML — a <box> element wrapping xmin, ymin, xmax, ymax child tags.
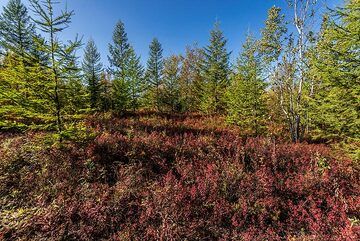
<box><xmin>108</xmin><ymin>20</ymin><xmax>132</xmax><ymax>113</ymax></box>
<box><xmin>308</xmin><ymin>0</ymin><xmax>359</xmax><ymax>143</ymax></box>
<box><xmin>259</xmin><ymin>6</ymin><xmax>287</xmax><ymax>73</ymax></box>
<box><xmin>162</xmin><ymin>55</ymin><xmax>182</xmax><ymax>112</ymax></box>
<box><xmin>127</xmin><ymin>47</ymin><xmax>144</xmax><ymax>112</ymax></box>
<box><xmin>29</xmin><ymin>0</ymin><xmax>82</xmax><ymax>138</ymax></box>
<box><xmin>180</xmin><ymin>45</ymin><xmax>205</xmax><ymax>112</ymax></box>
<box><xmin>0</xmin><ymin>0</ymin><xmax>34</xmax><ymax>57</ymax></box>
<box><xmin>0</xmin><ymin>0</ymin><xmax>50</xmax><ymax>130</ymax></box>
<box><xmin>145</xmin><ymin>38</ymin><xmax>164</xmax><ymax>111</ymax></box>
<box><xmin>83</xmin><ymin>39</ymin><xmax>103</xmax><ymax>109</ymax></box>
<box><xmin>0</xmin><ymin>52</ymin><xmax>51</xmax><ymax>130</ymax></box>
<box><xmin>99</xmin><ymin>71</ymin><xmax>113</xmax><ymax>112</ymax></box>
<box><xmin>259</xmin><ymin>6</ymin><xmax>287</xmax><ymax>136</ymax></box>
<box><xmin>226</xmin><ymin>34</ymin><xmax>268</xmax><ymax>136</ymax></box>
<box><xmin>201</xmin><ymin>21</ymin><xmax>230</xmax><ymax>113</ymax></box>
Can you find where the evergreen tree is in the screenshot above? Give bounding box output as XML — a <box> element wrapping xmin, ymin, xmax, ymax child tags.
<box><xmin>83</xmin><ymin>39</ymin><xmax>103</xmax><ymax>109</ymax></box>
<box><xmin>180</xmin><ymin>45</ymin><xmax>205</xmax><ymax>112</ymax></box>
<box><xmin>201</xmin><ymin>21</ymin><xmax>230</xmax><ymax>113</ymax></box>
<box><xmin>226</xmin><ymin>34</ymin><xmax>268</xmax><ymax>135</ymax></box>
<box><xmin>0</xmin><ymin>0</ymin><xmax>34</xmax><ymax>57</ymax></box>
<box><xmin>63</xmin><ymin>51</ymin><xmax>88</xmax><ymax>115</ymax></box>
<box><xmin>145</xmin><ymin>38</ymin><xmax>164</xmax><ymax>111</ymax></box>
<box><xmin>127</xmin><ymin>47</ymin><xmax>144</xmax><ymax>111</ymax></box>
<box><xmin>99</xmin><ymin>71</ymin><xmax>113</xmax><ymax>112</ymax></box>
<box><xmin>259</xmin><ymin>6</ymin><xmax>287</xmax><ymax>73</ymax></box>
<box><xmin>0</xmin><ymin>52</ymin><xmax>51</xmax><ymax>130</ymax></box>
<box><xmin>0</xmin><ymin>0</ymin><xmax>49</xmax><ymax>130</ymax></box>
<box><xmin>108</xmin><ymin>20</ymin><xmax>132</xmax><ymax>113</ymax></box>
<box><xmin>29</xmin><ymin>0</ymin><xmax>82</xmax><ymax>138</ymax></box>
<box><xmin>308</xmin><ymin>0</ymin><xmax>359</xmax><ymax>143</ymax></box>
<box><xmin>162</xmin><ymin>55</ymin><xmax>182</xmax><ymax>112</ymax></box>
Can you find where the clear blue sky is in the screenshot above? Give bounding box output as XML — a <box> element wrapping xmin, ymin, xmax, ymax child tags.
<box><xmin>0</xmin><ymin>0</ymin><xmax>342</xmax><ymax>66</ymax></box>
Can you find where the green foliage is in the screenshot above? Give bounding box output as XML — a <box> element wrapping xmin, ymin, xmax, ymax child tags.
<box><xmin>201</xmin><ymin>21</ymin><xmax>230</xmax><ymax>113</ymax></box>
<box><xmin>259</xmin><ymin>6</ymin><xmax>287</xmax><ymax>67</ymax></box>
<box><xmin>127</xmin><ymin>47</ymin><xmax>144</xmax><ymax>111</ymax></box>
<box><xmin>162</xmin><ymin>55</ymin><xmax>183</xmax><ymax>112</ymax></box>
<box><xmin>108</xmin><ymin>21</ymin><xmax>144</xmax><ymax>113</ymax></box>
<box><xmin>0</xmin><ymin>0</ymin><xmax>35</xmax><ymax>57</ymax></box>
<box><xmin>308</xmin><ymin>0</ymin><xmax>360</xmax><ymax>143</ymax></box>
<box><xmin>145</xmin><ymin>38</ymin><xmax>164</xmax><ymax>111</ymax></box>
<box><xmin>179</xmin><ymin>45</ymin><xmax>205</xmax><ymax>112</ymax></box>
<box><xmin>0</xmin><ymin>53</ymin><xmax>53</xmax><ymax>130</ymax></box>
<box><xmin>29</xmin><ymin>0</ymin><xmax>82</xmax><ymax>138</ymax></box>
<box><xmin>108</xmin><ymin>21</ymin><xmax>132</xmax><ymax>113</ymax></box>
<box><xmin>226</xmin><ymin>34</ymin><xmax>268</xmax><ymax>136</ymax></box>
<box><xmin>82</xmin><ymin>39</ymin><xmax>103</xmax><ymax>109</ymax></box>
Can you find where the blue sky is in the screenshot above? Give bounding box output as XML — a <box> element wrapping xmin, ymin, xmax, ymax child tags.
<box><xmin>0</xmin><ymin>0</ymin><xmax>342</xmax><ymax>66</ymax></box>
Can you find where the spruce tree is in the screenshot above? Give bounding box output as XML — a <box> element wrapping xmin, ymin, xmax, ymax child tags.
<box><xmin>29</xmin><ymin>0</ymin><xmax>82</xmax><ymax>138</ymax></box>
<box><xmin>83</xmin><ymin>39</ymin><xmax>103</xmax><ymax>109</ymax></box>
<box><xmin>145</xmin><ymin>38</ymin><xmax>164</xmax><ymax>111</ymax></box>
<box><xmin>180</xmin><ymin>45</ymin><xmax>205</xmax><ymax>111</ymax></box>
<box><xmin>0</xmin><ymin>0</ymin><xmax>34</xmax><ymax>57</ymax></box>
<box><xmin>201</xmin><ymin>21</ymin><xmax>230</xmax><ymax>113</ymax></box>
<box><xmin>162</xmin><ymin>55</ymin><xmax>182</xmax><ymax>112</ymax></box>
<box><xmin>108</xmin><ymin>20</ymin><xmax>132</xmax><ymax>113</ymax></box>
<box><xmin>127</xmin><ymin>46</ymin><xmax>144</xmax><ymax>111</ymax></box>
<box><xmin>0</xmin><ymin>0</ymin><xmax>49</xmax><ymax>130</ymax></box>
<box><xmin>308</xmin><ymin>0</ymin><xmax>359</xmax><ymax>143</ymax></box>
<box><xmin>226</xmin><ymin>34</ymin><xmax>268</xmax><ymax>136</ymax></box>
<box><xmin>259</xmin><ymin>6</ymin><xmax>287</xmax><ymax>73</ymax></box>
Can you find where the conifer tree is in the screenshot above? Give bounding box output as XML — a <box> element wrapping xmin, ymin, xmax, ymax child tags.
<box><xmin>0</xmin><ymin>0</ymin><xmax>49</xmax><ymax>130</ymax></box>
<box><xmin>259</xmin><ymin>6</ymin><xmax>287</xmax><ymax>74</ymax></box>
<box><xmin>226</xmin><ymin>34</ymin><xmax>268</xmax><ymax>135</ymax></box>
<box><xmin>162</xmin><ymin>55</ymin><xmax>182</xmax><ymax>112</ymax></box>
<box><xmin>0</xmin><ymin>0</ymin><xmax>34</xmax><ymax>57</ymax></box>
<box><xmin>108</xmin><ymin>20</ymin><xmax>132</xmax><ymax>113</ymax></box>
<box><xmin>308</xmin><ymin>0</ymin><xmax>359</xmax><ymax>143</ymax></box>
<box><xmin>99</xmin><ymin>71</ymin><xmax>113</xmax><ymax>111</ymax></box>
<box><xmin>201</xmin><ymin>21</ymin><xmax>230</xmax><ymax>113</ymax></box>
<box><xmin>0</xmin><ymin>52</ymin><xmax>50</xmax><ymax>129</ymax></box>
<box><xmin>145</xmin><ymin>38</ymin><xmax>164</xmax><ymax>111</ymax></box>
<box><xmin>29</xmin><ymin>0</ymin><xmax>82</xmax><ymax>138</ymax></box>
<box><xmin>180</xmin><ymin>45</ymin><xmax>205</xmax><ymax>111</ymax></box>
<box><xmin>127</xmin><ymin>47</ymin><xmax>144</xmax><ymax>111</ymax></box>
<box><xmin>83</xmin><ymin>39</ymin><xmax>103</xmax><ymax>109</ymax></box>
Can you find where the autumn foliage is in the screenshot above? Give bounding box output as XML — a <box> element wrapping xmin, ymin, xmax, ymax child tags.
<box><xmin>0</xmin><ymin>113</ymin><xmax>359</xmax><ymax>240</ymax></box>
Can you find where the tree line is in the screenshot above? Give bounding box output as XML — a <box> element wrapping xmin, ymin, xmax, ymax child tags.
<box><xmin>0</xmin><ymin>0</ymin><xmax>358</xmax><ymax>144</ymax></box>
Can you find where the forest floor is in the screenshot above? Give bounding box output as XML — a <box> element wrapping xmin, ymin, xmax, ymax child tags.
<box><xmin>0</xmin><ymin>112</ymin><xmax>359</xmax><ymax>240</ymax></box>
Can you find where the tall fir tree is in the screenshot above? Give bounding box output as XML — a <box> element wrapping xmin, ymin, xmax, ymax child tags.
<box><xmin>127</xmin><ymin>46</ymin><xmax>144</xmax><ymax>111</ymax></box>
<box><xmin>259</xmin><ymin>6</ymin><xmax>287</xmax><ymax>136</ymax></box>
<box><xmin>259</xmin><ymin>6</ymin><xmax>287</xmax><ymax>74</ymax></box>
<box><xmin>0</xmin><ymin>0</ymin><xmax>34</xmax><ymax>57</ymax></box>
<box><xmin>162</xmin><ymin>55</ymin><xmax>182</xmax><ymax>112</ymax></box>
<box><xmin>29</xmin><ymin>0</ymin><xmax>82</xmax><ymax>138</ymax></box>
<box><xmin>0</xmin><ymin>0</ymin><xmax>49</xmax><ymax>130</ymax></box>
<box><xmin>108</xmin><ymin>20</ymin><xmax>132</xmax><ymax>113</ymax></box>
<box><xmin>180</xmin><ymin>45</ymin><xmax>205</xmax><ymax>112</ymax></box>
<box><xmin>226</xmin><ymin>34</ymin><xmax>268</xmax><ymax>136</ymax></box>
<box><xmin>308</xmin><ymin>0</ymin><xmax>359</xmax><ymax>144</ymax></box>
<box><xmin>83</xmin><ymin>39</ymin><xmax>103</xmax><ymax>109</ymax></box>
<box><xmin>99</xmin><ymin>71</ymin><xmax>113</xmax><ymax>111</ymax></box>
<box><xmin>145</xmin><ymin>38</ymin><xmax>164</xmax><ymax>111</ymax></box>
<box><xmin>201</xmin><ymin>21</ymin><xmax>230</xmax><ymax>113</ymax></box>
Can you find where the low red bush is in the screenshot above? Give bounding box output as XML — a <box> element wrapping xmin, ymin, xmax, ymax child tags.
<box><xmin>0</xmin><ymin>114</ymin><xmax>358</xmax><ymax>240</ymax></box>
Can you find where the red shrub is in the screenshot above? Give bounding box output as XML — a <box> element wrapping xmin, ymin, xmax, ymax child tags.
<box><xmin>0</xmin><ymin>114</ymin><xmax>358</xmax><ymax>240</ymax></box>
